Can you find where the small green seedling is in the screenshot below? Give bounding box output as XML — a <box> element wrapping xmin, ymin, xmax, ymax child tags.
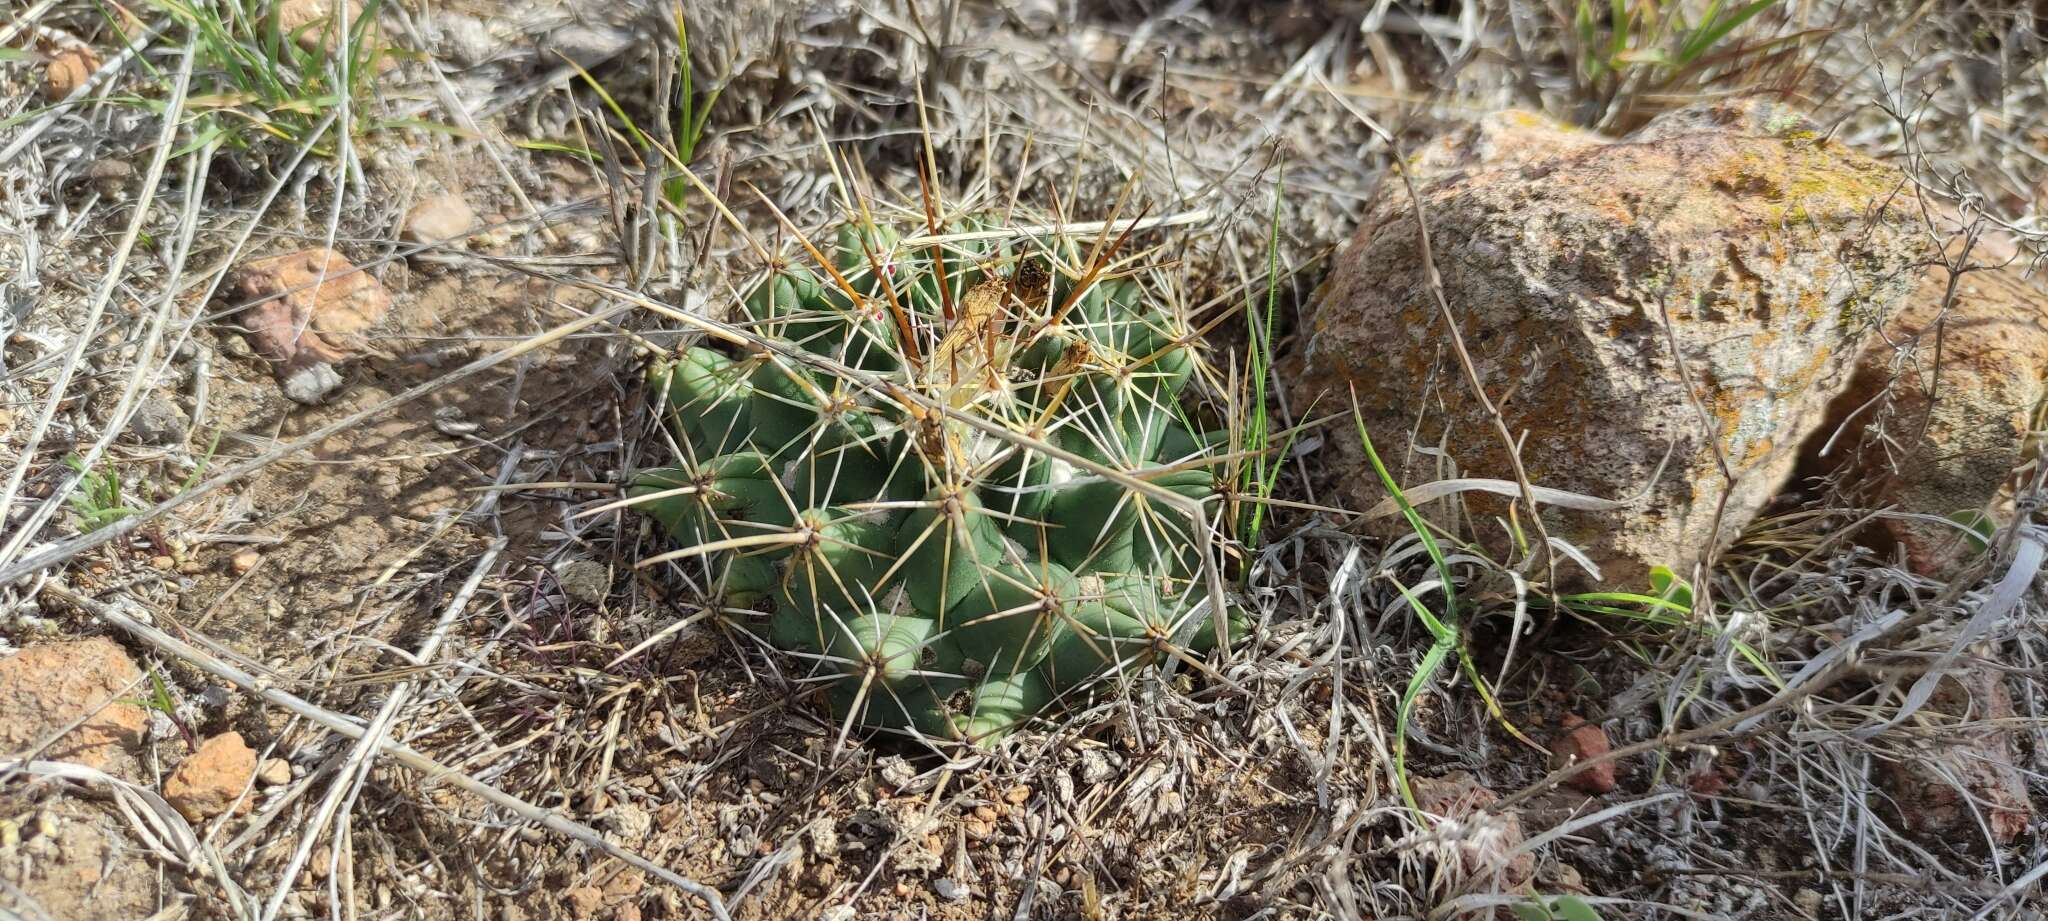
<box><xmin>64</xmin><ymin>455</ymin><xmax>138</xmax><ymax>532</ymax></box>
<box><xmin>1512</xmin><ymin>894</ymin><xmax>1605</xmax><ymax>921</ymax></box>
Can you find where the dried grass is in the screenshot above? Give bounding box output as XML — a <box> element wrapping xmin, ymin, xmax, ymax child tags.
<box><xmin>2</xmin><ymin>1</ymin><xmax>2045</xmax><ymax>919</ymax></box>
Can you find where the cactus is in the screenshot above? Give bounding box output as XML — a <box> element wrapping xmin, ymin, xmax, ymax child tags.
<box><xmin>629</xmin><ymin>215</ymin><xmax>1241</xmax><ymax>745</ymax></box>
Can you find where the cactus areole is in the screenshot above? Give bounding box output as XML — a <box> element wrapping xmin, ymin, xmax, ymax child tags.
<box><xmin>629</xmin><ymin>219</ymin><xmax>1245</xmax><ymax>745</ymax></box>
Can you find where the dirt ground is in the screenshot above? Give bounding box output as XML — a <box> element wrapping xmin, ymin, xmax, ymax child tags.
<box><xmin>4</xmin><ymin>1</ymin><xmax>2048</xmax><ymax>920</ymax></box>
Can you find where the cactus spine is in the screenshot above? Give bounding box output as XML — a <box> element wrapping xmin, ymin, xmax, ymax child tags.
<box><xmin>628</xmin><ymin>214</ymin><xmax>1239</xmax><ymax>744</ymax></box>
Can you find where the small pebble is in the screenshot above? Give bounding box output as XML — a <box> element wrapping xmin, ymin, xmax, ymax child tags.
<box><xmin>259</xmin><ymin>758</ymin><xmax>292</xmax><ymax>786</ymax></box>
<box><xmin>231</xmin><ymin>549</ymin><xmax>261</xmax><ymax>575</ymax></box>
<box><xmin>43</xmin><ymin>47</ymin><xmax>98</xmax><ymax>100</ymax></box>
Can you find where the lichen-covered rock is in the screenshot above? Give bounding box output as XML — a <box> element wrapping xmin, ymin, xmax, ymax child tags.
<box><xmin>0</xmin><ymin>638</ymin><xmax>148</xmax><ymax>780</ymax></box>
<box><xmin>1291</xmin><ymin>100</ymin><xmax>1927</xmax><ymax>586</ymax></box>
<box><xmin>1809</xmin><ymin>222</ymin><xmax>2048</xmax><ymax>575</ymax></box>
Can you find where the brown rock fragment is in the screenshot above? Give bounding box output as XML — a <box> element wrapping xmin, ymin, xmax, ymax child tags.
<box><xmin>42</xmin><ymin>47</ymin><xmax>99</xmax><ymax>101</ymax></box>
<box><xmin>1548</xmin><ymin>715</ymin><xmax>1617</xmax><ymax>794</ymax></box>
<box><xmin>164</xmin><ymin>732</ymin><xmax>259</xmax><ymax>822</ymax></box>
<box><xmin>230</xmin><ymin>248</ymin><xmax>391</xmax><ymax>404</ymax></box>
<box><xmin>258</xmin><ymin>757</ymin><xmax>293</xmax><ymax>786</ymax></box>
<box><xmin>403</xmin><ymin>192</ymin><xmax>477</xmax><ymax>245</ymax></box>
<box><xmin>0</xmin><ymin>638</ymin><xmax>148</xmax><ymax>780</ymax></box>
<box><xmin>562</xmin><ymin>885</ymin><xmax>603</xmax><ymax>918</ymax></box>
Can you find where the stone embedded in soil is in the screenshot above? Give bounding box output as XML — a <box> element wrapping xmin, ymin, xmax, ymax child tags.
<box><xmin>163</xmin><ymin>731</ymin><xmax>259</xmax><ymax>822</ymax></box>
<box><xmin>1290</xmin><ymin>99</ymin><xmax>1927</xmax><ymax>588</ymax></box>
<box><xmin>0</xmin><ymin>638</ymin><xmax>148</xmax><ymax>780</ymax></box>
<box><xmin>553</xmin><ymin>558</ymin><xmax>610</xmax><ymax>605</ymax></box>
<box><xmin>403</xmin><ymin>192</ymin><xmax>478</xmax><ymax>245</ymax></box>
<box><xmin>1408</xmin><ymin>771</ymin><xmax>1533</xmax><ymax>886</ymax></box>
<box><xmin>1548</xmin><ymin>715</ymin><xmax>1617</xmax><ymax>794</ymax></box>
<box><xmin>1804</xmin><ymin>221</ymin><xmax>2048</xmax><ymax>576</ymax></box>
<box><xmin>258</xmin><ymin>757</ymin><xmax>292</xmax><ymax>786</ymax></box>
<box><xmin>42</xmin><ymin>47</ymin><xmax>98</xmax><ymax>101</ymax></box>
<box><xmin>562</xmin><ymin>886</ymin><xmax>603</xmax><ymax>918</ymax></box>
<box><xmin>126</xmin><ymin>394</ymin><xmax>189</xmax><ymax>446</ymax></box>
<box><xmin>1878</xmin><ymin>667</ymin><xmax>2033</xmax><ymax>847</ymax></box>
<box><xmin>229</xmin><ymin>248</ymin><xmax>391</xmax><ymax>405</ymax></box>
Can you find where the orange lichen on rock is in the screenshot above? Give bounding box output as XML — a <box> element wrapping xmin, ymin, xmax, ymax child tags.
<box><xmin>1288</xmin><ymin>99</ymin><xmax>1927</xmax><ymax>587</ymax></box>
<box><xmin>1805</xmin><ymin>221</ymin><xmax>2048</xmax><ymax>575</ymax></box>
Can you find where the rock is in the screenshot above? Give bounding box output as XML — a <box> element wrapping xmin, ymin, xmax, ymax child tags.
<box><xmin>561</xmin><ymin>886</ymin><xmax>603</xmax><ymax>918</ymax></box>
<box><xmin>231</xmin><ymin>548</ymin><xmax>262</xmax><ymax>575</ymax></box>
<box><xmin>258</xmin><ymin>757</ymin><xmax>293</xmax><ymax>786</ymax></box>
<box><xmin>42</xmin><ymin>47</ymin><xmax>98</xmax><ymax>101</ymax></box>
<box><xmin>126</xmin><ymin>395</ymin><xmax>188</xmax><ymax>446</ymax></box>
<box><xmin>0</xmin><ymin>638</ymin><xmax>148</xmax><ymax>780</ymax></box>
<box><xmin>281</xmin><ymin>362</ymin><xmax>346</xmax><ymax>405</ymax></box>
<box><xmin>1878</xmin><ymin>667</ymin><xmax>2033</xmax><ymax>847</ymax></box>
<box><xmin>82</xmin><ymin>158</ymin><xmax>134</xmax><ymax>197</ymax></box>
<box><xmin>1548</xmin><ymin>715</ymin><xmax>1617</xmax><ymax>794</ymax></box>
<box><xmin>553</xmin><ymin>559</ymin><xmax>610</xmax><ymax>604</ymax></box>
<box><xmin>1291</xmin><ymin>100</ymin><xmax>1926</xmax><ymax>587</ymax></box>
<box><xmin>403</xmin><ymin>193</ymin><xmax>477</xmax><ymax>246</ymax></box>
<box><xmin>1807</xmin><ymin>222</ymin><xmax>2048</xmax><ymax>575</ymax></box>
<box><xmin>163</xmin><ymin>732</ymin><xmax>259</xmax><ymax>822</ymax></box>
<box><xmin>229</xmin><ymin>248</ymin><xmax>391</xmax><ymax>405</ymax></box>
<box><xmin>1409</xmin><ymin>771</ymin><xmax>1533</xmax><ymax>886</ymax></box>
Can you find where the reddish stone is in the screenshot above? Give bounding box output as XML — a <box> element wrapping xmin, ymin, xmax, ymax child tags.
<box><xmin>1548</xmin><ymin>714</ymin><xmax>1617</xmax><ymax>794</ymax></box>
<box><xmin>0</xmin><ymin>638</ymin><xmax>148</xmax><ymax>780</ymax></box>
<box><xmin>164</xmin><ymin>732</ymin><xmax>259</xmax><ymax>822</ymax></box>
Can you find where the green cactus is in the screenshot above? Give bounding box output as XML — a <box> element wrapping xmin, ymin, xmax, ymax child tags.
<box><xmin>627</xmin><ymin>215</ymin><xmax>1243</xmax><ymax>745</ymax></box>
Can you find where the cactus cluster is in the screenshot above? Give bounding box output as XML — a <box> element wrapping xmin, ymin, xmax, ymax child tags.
<box><xmin>628</xmin><ymin>215</ymin><xmax>1241</xmax><ymax>745</ymax></box>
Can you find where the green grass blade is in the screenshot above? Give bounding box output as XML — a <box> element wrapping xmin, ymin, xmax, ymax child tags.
<box><xmin>1676</xmin><ymin>0</ymin><xmax>1777</xmax><ymax>67</ymax></box>
<box><xmin>1240</xmin><ymin>165</ymin><xmax>1287</xmax><ymax>547</ymax></box>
